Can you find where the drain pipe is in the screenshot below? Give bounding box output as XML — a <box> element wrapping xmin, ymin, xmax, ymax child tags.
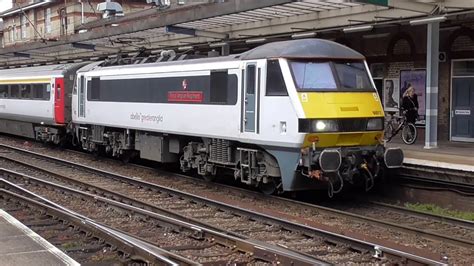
<box><xmin>79</xmin><ymin>0</ymin><xmax>84</xmax><ymax>24</ymax></box>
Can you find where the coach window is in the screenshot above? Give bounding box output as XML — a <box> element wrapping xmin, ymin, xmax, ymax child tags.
<box><xmin>20</xmin><ymin>84</ymin><xmax>32</xmax><ymax>99</ymax></box>
<box><xmin>10</xmin><ymin>85</ymin><xmax>20</xmax><ymax>98</ymax></box>
<box><xmin>32</xmin><ymin>84</ymin><xmax>44</xmax><ymax>99</ymax></box>
<box><xmin>266</xmin><ymin>60</ymin><xmax>288</xmax><ymax>96</ymax></box>
<box><xmin>45</xmin><ymin>84</ymin><xmax>51</xmax><ymax>100</ymax></box>
<box><xmin>0</xmin><ymin>85</ymin><xmax>8</xmax><ymax>98</ymax></box>
<box><xmin>210</xmin><ymin>70</ymin><xmax>228</xmax><ymax>103</ymax></box>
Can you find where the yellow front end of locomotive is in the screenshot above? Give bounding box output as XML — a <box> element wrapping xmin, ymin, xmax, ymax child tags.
<box><xmin>299</xmin><ymin>92</ymin><xmax>384</xmax><ymax>148</ymax></box>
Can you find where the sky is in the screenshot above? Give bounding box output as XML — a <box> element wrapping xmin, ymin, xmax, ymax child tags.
<box><xmin>0</xmin><ymin>0</ymin><xmax>11</xmax><ymax>24</ymax></box>
<box><xmin>0</xmin><ymin>0</ymin><xmax>11</xmax><ymax>12</ymax></box>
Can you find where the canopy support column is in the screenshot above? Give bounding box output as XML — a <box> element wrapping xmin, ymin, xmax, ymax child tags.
<box><xmin>424</xmin><ymin>21</ymin><xmax>439</xmax><ymax>149</ymax></box>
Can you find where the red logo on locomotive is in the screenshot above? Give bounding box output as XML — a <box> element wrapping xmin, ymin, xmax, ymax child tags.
<box><xmin>168</xmin><ymin>79</ymin><xmax>203</xmax><ymax>103</ymax></box>
<box><xmin>182</xmin><ymin>79</ymin><xmax>188</xmax><ymax>90</ymax></box>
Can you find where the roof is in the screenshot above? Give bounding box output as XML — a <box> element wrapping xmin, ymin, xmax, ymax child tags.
<box><xmin>83</xmin><ymin>39</ymin><xmax>363</xmax><ymax>75</ymax></box>
<box><xmin>0</xmin><ymin>0</ymin><xmax>473</xmax><ymax>68</ymax></box>
<box><xmin>0</xmin><ymin>63</ymin><xmax>85</xmax><ymax>79</ymax></box>
<box><xmin>239</xmin><ymin>39</ymin><xmax>364</xmax><ymax>60</ymax></box>
<box><xmin>0</xmin><ymin>1</ymin><xmax>54</xmax><ymax>18</ymax></box>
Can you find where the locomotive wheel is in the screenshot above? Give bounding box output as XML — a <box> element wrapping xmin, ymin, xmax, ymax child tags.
<box><xmin>259</xmin><ymin>179</ymin><xmax>281</xmax><ymax>195</ymax></box>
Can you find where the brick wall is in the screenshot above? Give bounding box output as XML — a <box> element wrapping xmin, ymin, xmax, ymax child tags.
<box><xmin>347</xmin><ymin>25</ymin><xmax>474</xmax><ymax>142</ymax></box>
<box><xmin>1</xmin><ymin>1</ymin><xmax>151</xmax><ymax>46</ymax></box>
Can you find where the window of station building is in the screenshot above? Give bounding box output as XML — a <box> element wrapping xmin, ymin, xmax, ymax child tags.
<box><xmin>21</xmin><ymin>15</ymin><xmax>28</xmax><ymax>39</ymax></box>
<box><xmin>0</xmin><ymin>85</ymin><xmax>8</xmax><ymax>98</ymax></box>
<box><xmin>453</xmin><ymin>61</ymin><xmax>474</xmax><ymax>76</ymax></box>
<box><xmin>210</xmin><ymin>70</ymin><xmax>228</xmax><ymax>103</ymax></box>
<box><xmin>10</xmin><ymin>85</ymin><xmax>20</xmax><ymax>98</ymax></box>
<box><xmin>266</xmin><ymin>59</ymin><xmax>288</xmax><ymax>96</ymax></box>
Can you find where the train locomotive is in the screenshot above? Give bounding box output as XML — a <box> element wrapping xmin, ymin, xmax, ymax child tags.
<box><xmin>0</xmin><ymin>39</ymin><xmax>403</xmax><ymax>195</ymax></box>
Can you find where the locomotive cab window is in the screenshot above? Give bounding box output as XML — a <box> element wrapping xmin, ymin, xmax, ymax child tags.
<box><xmin>289</xmin><ymin>60</ymin><xmax>374</xmax><ymax>92</ymax></box>
<box><xmin>266</xmin><ymin>59</ymin><xmax>288</xmax><ymax>96</ymax></box>
<box><xmin>334</xmin><ymin>62</ymin><xmax>372</xmax><ymax>90</ymax></box>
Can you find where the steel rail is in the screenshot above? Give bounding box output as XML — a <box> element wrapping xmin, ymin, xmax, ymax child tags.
<box><xmin>0</xmin><ymin>170</ymin><xmax>330</xmax><ymax>266</ymax></box>
<box><xmin>0</xmin><ymin>182</ymin><xmax>194</xmax><ymax>266</ymax></box>
<box><xmin>399</xmin><ymin>164</ymin><xmax>474</xmax><ymax>195</ymax></box>
<box><xmin>1</xmin><ymin>152</ymin><xmax>473</xmax><ymax>249</ymax></box>
<box><xmin>368</xmin><ymin>201</ymin><xmax>474</xmax><ymax>229</ymax></box>
<box><xmin>0</xmin><ymin>144</ymin><xmax>447</xmax><ymax>265</ymax></box>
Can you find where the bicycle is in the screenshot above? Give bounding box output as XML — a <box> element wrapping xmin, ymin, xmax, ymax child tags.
<box><xmin>383</xmin><ymin>112</ymin><xmax>417</xmax><ymax>145</ymax></box>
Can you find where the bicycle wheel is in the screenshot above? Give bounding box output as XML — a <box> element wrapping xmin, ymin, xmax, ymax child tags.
<box><xmin>401</xmin><ymin>123</ymin><xmax>417</xmax><ymax>145</ymax></box>
<box><xmin>383</xmin><ymin>123</ymin><xmax>394</xmax><ymax>142</ymax></box>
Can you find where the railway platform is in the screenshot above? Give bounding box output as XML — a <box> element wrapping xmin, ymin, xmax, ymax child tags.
<box><xmin>0</xmin><ymin>209</ymin><xmax>79</xmax><ymax>266</ymax></box>
<box><xmin>387</xmin><ymin>138</ymin><xmax>474</xmax><ymax>172</ymax></box>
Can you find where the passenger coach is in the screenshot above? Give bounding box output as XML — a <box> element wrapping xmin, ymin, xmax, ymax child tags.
<box><xmin>0</xmin><ymin>63</ymin><xmax>84</xmax><ymax>144</ymax></box>
<box><xmin>72</xmin><ymin>39</ymin><xmax>403</xmax><ymax>195</ymax></box>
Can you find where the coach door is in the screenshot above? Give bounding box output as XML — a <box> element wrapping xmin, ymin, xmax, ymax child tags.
<box><xmin>78</xmin><ymin>75</ymin><xmax>86</xmax><ymax>118</ymax></box>
<box><xmin>243</xmin><ymin>63</ymin><xmax>259</xmax><ymax>133</ymax></box>
<box><xmin>54</xmin><ymin>77</ymin><xmax>65</xmax><ymax>124</ymax></box>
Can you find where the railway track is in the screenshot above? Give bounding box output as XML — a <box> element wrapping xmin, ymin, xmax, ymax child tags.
<box><xmin>0</xmin><ymin>185</ymin><xmax>195</xmax><ymax>265</ymax></box>
<box><xmin>319</xmin><ymin>200</ymin><xmax>474</xmax><ymax>248</ymax></box>
<box><xmin>1</xmin><ymin>175</ymin><xmax>325</xmax><ymax>265</ymax></box>
<box><xmin>398</xmin><ymin>164</ymin><xmax>474</xmax><ymax>195</ymax></box>
<box><xmin>0</xmin><ymin>143</ymin><xmax>446</xmax><ymax>264</ymax></box>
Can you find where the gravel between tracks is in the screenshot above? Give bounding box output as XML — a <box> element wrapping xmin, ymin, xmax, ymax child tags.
<box><xmin>1</xmin><ymin>136</ymin><xmax>472</xmax><ymax>264</ymax></box>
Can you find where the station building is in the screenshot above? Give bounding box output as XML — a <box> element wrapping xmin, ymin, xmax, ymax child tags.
<box><xmin>0</xmin><ymin>0</ymin><xmax>473</xmax><ymax>147</ymax></box>
<box><xmin>0</xmin><ymin>0</ymin><xmax>151</xmax><ymax>47</ymax></box>
<box><xmin>342</xmin><ymin>20</ymin><xmax>474</xmax><ymax>144</ymax></box>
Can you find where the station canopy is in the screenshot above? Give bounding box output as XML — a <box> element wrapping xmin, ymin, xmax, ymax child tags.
<box><xmin>1</xmin><ymin>0</ymin><xmax>474</xmax><ymax>68</ymax></box>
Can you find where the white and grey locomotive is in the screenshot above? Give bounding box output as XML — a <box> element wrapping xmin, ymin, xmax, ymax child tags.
<box><xmin>0</xmin><ymin>39</ymin><xmax>403</xmax><ymax>195</ymax></box>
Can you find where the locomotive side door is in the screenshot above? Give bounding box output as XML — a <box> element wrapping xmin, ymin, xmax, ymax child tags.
<box><xmin>243</xmin><ymin>63</ymin><xmax>258</xmax><ymax>133</ymax></box>
<box><xmin>78</xmin><ymin>75</ymin><xmax>86</xmax><ymax>118</ymax></box>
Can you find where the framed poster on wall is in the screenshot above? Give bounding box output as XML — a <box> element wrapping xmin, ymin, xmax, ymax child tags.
<box><xmin>400</xmin><ymin>69</ymin><xmax>426</xmax><ymax>125</ymax></box>
<box><xmin>383</xmin><ymin>78</ymin><xmax>399</xmax><ymax>112</ymax></box>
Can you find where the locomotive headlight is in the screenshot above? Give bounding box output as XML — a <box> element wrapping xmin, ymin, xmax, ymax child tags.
<box><xmin>311</xmin><ymin>120</ymin><xmax>338</xmax><ymax>132</ymax></box>
<box><xmin>367</xmin><ymin>118</ymin><xmax>384</xmax><ymax>131</ymax></box>
<box><xmin>315</xmin><ymin>121</ymin><xmax>326</xmax><ymax>131</ymax></box>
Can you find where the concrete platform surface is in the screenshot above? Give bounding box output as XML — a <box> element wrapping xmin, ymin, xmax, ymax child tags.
<box><xmin>0</xmin><ymin>209</ymin><xmax>79</xmax><ymax>266</ymax></box>
<box><xmin>387</xmin><ymin>139</ymin><xmax>474</xmax><ymax>172</ymax></box>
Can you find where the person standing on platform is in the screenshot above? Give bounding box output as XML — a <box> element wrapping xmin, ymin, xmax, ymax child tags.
<box><xmin>401</xmin><ymin>86</ymin><xmax>419</xmax><ymax>124</ymax></box>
